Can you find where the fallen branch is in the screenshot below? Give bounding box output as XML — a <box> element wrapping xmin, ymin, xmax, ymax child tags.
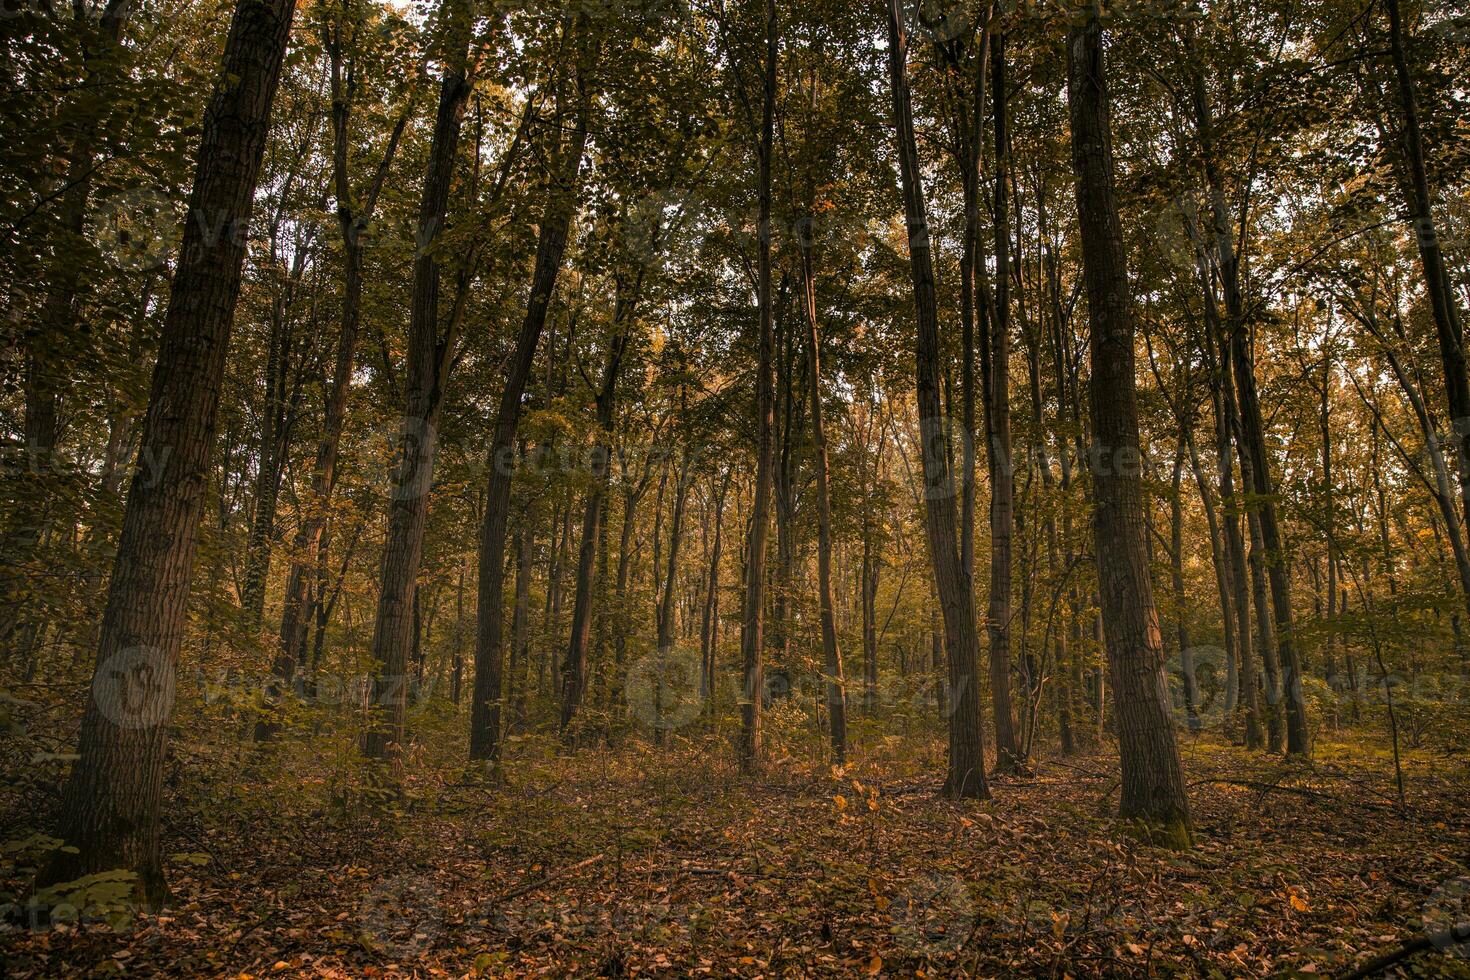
<box><xmin>1339</xmin><ymin>923</ymin><xmax>1470</xmax><ymax>979</ymax></box>
<box><xmin>1187</xmin><ymin>777</ymin><xmax>1395</xmax><ymax>811</ymax></box>
<box><xmin>488</xmin><ymin>853</ymin><xmax>605</xmax><ymax>905</ymax></box>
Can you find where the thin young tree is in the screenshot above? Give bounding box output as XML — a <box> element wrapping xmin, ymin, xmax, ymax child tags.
<box><xmin>469</xmin><ymin>32</ymin><xmax>593</xmax><ymax>763</ymax></box>
<box><xmin>362</xmin><ymin>0</ymin><xmax>475</xmax><ymax>765</ymax></box>
<box><xmin>736</xmin><ymin>0</ymin><xmax>777</xmax><ymax>774</ymax></box>
<box><xmin>885</xmin><ymin>0</ymin><xmax>989</xmax><ymax>799</ymax></box>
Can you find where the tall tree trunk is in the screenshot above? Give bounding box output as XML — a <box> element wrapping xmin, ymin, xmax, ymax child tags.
<box><xmin>469</xmin><ymin>52</ymin><xmax>591</xmax><ymax>763</ymax></box>
<box><xmin>885</xmin><ymin>0</ymin><xmax>989</xmax><ymax>799</ymax></box>
<box><xmin>1198</xmin><ymin>259</ymin><xmax>1258</xmax><ymax>743</ymax></box>
<box><xmin>362</xmin><ymin>0</ymin><xmax>473</xmax><ymax>765</ymax></box>
<box><xmin>275</xmin><ymin>21</ymin><xmax>410</xmax><ymax>706</ymax></box>
<box><xmin>738</xmin><ymin>0</ymin><xmax>776</xmax><ymax>774</ymax></box>
<box><xmin>1228</xmin><ymin>325</ymin><xmax>1309</xmax><ymax>755</ymax></box>
<box><xmin>510</xmin><ymin>512</ymin><xmax>534</xmax><ymax>726</ymax></box>
<box><xmin>1066</xmin><ymin>17</ymin><xmax>1191</xmax><ymax>843</ymax></box>
<box><xmin>987</xmin><ymin>30</ymin><xmax>1022</xmax><ymax>774</ymax></box>
<box><xmin>799</xmin><ymin>232</ymin><xmax>848</xmax><ymax>764</ymax></box>
<box><xmin>653</xmin><ymin>452</ymin><xmax>692</xmax><ymax>744</ymax></box>
<box><xmin>44</xmin><ymin>0</ymin><xmax>296</xmax><ymax>905</ymax></box>
<box><xmin>1170</xmin><ymin>445</ymin><xmax>1197</xmax><ymax>729</ymax></box>
<box><xmin>700</xmin><ymin>472</ymin><xmax>731</xmax><ymax>709</ymax></box>
<box><xmin>1384</xmin><ymin>0</ymin><xmax>1470</xmax><ymax>529</ymax></box>
<box><xmin>561</xmin><ymin>285</ymin><xmax>635</xmax><ymax>732</ymax></box>
<box><xmin>861</xmin><ymin>527</ymin><xmax>879</xmax><ymax>712</ymax></box>
<box><xmin>1190</xmin><ymin>53</ymin><xmax>1309</xmax><ymax>757</ymax></box>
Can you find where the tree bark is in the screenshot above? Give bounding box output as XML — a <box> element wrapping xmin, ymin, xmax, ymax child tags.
<box><xmin>45</xmin><ymin>0</ymin><xmax>296</xmax><ymax>906</ymax></box>
<box><xmin>362</xmin><ymin>0</ymin><xmax>474</xmax><ymax>765</ymax></box>
<box><xmin>885</xmin><ymin>0</ymin><xmax>989</xmax><ymax>799</ymax></box>
<box><xmin>738</xmin><ymin>0</ymin><xmax>776</xmax><ymax>774</ymax></box>
<box><xmin>1066</xmin><ymin>17</ymin><xmax>1191</xmax><ymax>843</ymax></box>
<box><xmin>799</xmin><ymin>231</ymin><xmax>848</xmax><ymax>764</ymax></box>
<box><xmin>469</xmin><ymin>53</ymin><xmax>591</xmax><ymax>762</ymax></box>
<box><xmin>987</xmin><ymin>31</ymin><xmax>1022</xmax><ymax>774</ymax></box>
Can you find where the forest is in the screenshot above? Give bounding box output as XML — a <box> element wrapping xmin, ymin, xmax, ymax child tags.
<box><xmin>2</xmin><ymin>0</ymin><xmax>1470</xmax><ymax>974</ymax></box>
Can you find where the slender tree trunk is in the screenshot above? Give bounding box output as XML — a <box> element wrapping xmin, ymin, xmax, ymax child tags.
<box><xmin>653</xmin><ymin>452</ymin><xmax>692</xmax><ymax>744</ymax></box>
<box><xmin>1170</xmin><ymin>445</ymin><xmax>1198</xmax><ymax>728</ymax></box>
<box><xmin>362</xmin><ymin>1</ymin><xmax>473</xmax><ymax>765</ymax></box>
<box><xmin>886</xmin><ymin>0</ymin><xmax>989</xmax><ymax>799</ymax></box>
<box><xmin>987</xmin><ymin>31</ymin><xmax>1022</xmax><ymax>774</ymax></box>
<box><xmin>1190</xmin><ymin>55</ymin><xmax>1309</xmax><ymax>757</ymax></box>
<box><xmin>1228</xmin><ymin>325</ymin><xmax>1309</xmax><ymax>755</ymax></box>
<box><xmin>44</xmin><ymin>0</ymin><xmax>296</xmax><ymax>905</ymax></box>
<box><xmin>861</xmin><ymin>529</ymin><xmax>879</xmax><ymax>712</ymax></box>
<box><xmin>738</xmin><ymin>0</ymin><xmax>776</xmax><ymax>774</ymax></box>
<box><xmin>510</xmin><ymin>514</ymin><xmax>533</xmax><ymax>726</ymax></box>
<box><xmin>1066</xmin><ymin>17</ymin><xmax>1190</xmax><ymax>843</ymax></box>
<box><xmin>274</xmin><ymin>29</ymin><xmax>410</xmax><ymax>709</ymax></box>
<box><xmin>799</xmin><ymin>233</ymin><xmax>848</xmax><ymax>764</ymax></box>
<box><xmin>560</xmin><ymin>285</ymin><xmax>636</xmax><ymax>732</ymax></box>
<box><xmin>1384</xmin><ymin>0</ymin><xmax>1470</xmax><ymax>530</ymax></box>
<box><xmin>469</xmin><ymin>56</ymin><xmax>591</xmax><ymax>762</ymax></box>
<box><xmin>700</xmin><ymin>472</ymin><xmax>731</xmax><ymax>710</ymax></box>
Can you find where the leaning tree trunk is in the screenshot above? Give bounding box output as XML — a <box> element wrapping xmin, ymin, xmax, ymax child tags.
<box><xmin>469</xmin><ymin>65</ymin><xmax>591</xmax><ymax>763</ymax></box>
<box><xmin>1384</xmin><ymin>0</ymin><xmax>1470</xmax><ymax>531</ymax></box>
<box><xmin>885</xmin><ymin>0</ymin><xmax>989</xmax><ymax>799</ymax></box>
<box><xmin>1066</xmin><ymin>16</ymin><xmax>1191</xmax><ymax>844</ymax></box>
<box><xmin>44</xmin><ymin>0</ymin><xmax>296</xmax><ymax>907</ymax></box>
<box><xmin>362</xmin><ymin>1</ymin><xmax>473</xmax><ymax>765</ymax></box>
<box><xmin>1190</xmin><ymin>56</ymin><xmax>1309</xmax><ymax>757</ymax></box>
<box><xmin>738</xmin><ymin>0</ymin><xmax>777</xmax><ymax>775</ymax></box>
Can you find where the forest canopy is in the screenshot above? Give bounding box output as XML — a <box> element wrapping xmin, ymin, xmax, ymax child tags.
<box><xmin>3</xmin><ymin>0</ymin><xmax>1470</xmax><ymax>974</ymax></box>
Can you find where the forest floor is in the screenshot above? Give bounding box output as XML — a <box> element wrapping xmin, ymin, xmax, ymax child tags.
<box><xmin>4</xmin><ymin>715</ymin><xmax>1470</xmax><ymax>978</ymax></box>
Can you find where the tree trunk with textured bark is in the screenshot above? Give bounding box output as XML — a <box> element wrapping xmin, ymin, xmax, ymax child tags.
<box><xmin>469</xmin><ymin>53</ymin><xmax>591</xmax><ymax>763</ymax></box>
<box><xmin>738</xmin><ymin>0</ymin><xmax>776</xmax><ymax>774</ymax></box>
<box><xmin>44</xmin><ymin>0</ymin><xmax>296</xmax><ymax>906</ymax></box>
<box><xmin>987</xmin><ymin>31</ymin><xmax>1022</xmax><ymax>774</ymax></box>
<box><xmin>885</xmin><ymin>0</ymin><xmax>989</xmax><ymax>799</ymax></box>
<box><xmin>1066</xmin><ymin>17</ymin><xmax>1191</xmax><ymax>844</ymax></box>
<box><xmin>362</xmin><ymin>0</ymin><xmax>473</xmax><ymax>765</ymax></box>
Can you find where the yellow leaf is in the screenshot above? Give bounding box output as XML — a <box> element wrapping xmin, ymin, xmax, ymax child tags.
<box><xmin>1289</xmin><ymin>893</ymin><xmax>1310</xmax><ymax>912</ymax></box>
<box><xmin>833</xmin><ymin>794</ymin><xmax>848</xmax><ymax>810</ymax></box>
<box><xmin>864</xmin><ymin>954</ymin><xmax>883</xmax><ymax>975</ymax></box>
